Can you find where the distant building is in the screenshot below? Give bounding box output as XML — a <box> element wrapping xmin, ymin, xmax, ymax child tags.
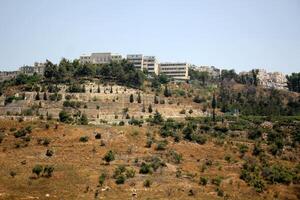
<box><xmin>127</xmin><ymin>54</ymin><xmax>144</xmax><ymax>71</ymax></box>
<box><xmin>19</xmin><ymin>62</ymin><xmax>45</xmax><ymax>76</ymax></box>
<box><xmin>193</xmin><ymin>66</ymin><xmax>220</xmax><ymax>78</ymax></box>
<box><xmin>80</xmin><ymin>52</ymin><xmax>122</xmax><ymax>64</ymax></box>
<box><xmin>159</xmin><ymin>62</ymin><xmax>190</xmax><ymax>81</ymax></box>
<box><xmin>0</xmin><ymin>71</ymin><xmax>19</xmax><ymax>81</ymax></box>
<box><xmin>240</xmin><ymin>69</ymin><xmax>288</xmax><ymax>90</ymax></box>
<box><xmin>127</xmin><ymin>54</ymin><xmax>159</xmax><ymax>75</ymax></box>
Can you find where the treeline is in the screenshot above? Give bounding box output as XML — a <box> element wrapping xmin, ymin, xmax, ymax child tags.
<box><xmin>286</xmin><ymin>73</ymin><xmax>300</xmax><ymax>93</ymax></box>
<box><xmin>218</xmin><ymin>81</ymin><xmax>300</xmax><ymax>116</ymax></box>
<box><xmin>189</xmin><ymin>68</ymin><xmax>258</xmax><ymax>86</ymax></box>
<box><xmin>44</xmin><ymin>58</ymin><xmax>145</xmax><ymax>88</ymax></box>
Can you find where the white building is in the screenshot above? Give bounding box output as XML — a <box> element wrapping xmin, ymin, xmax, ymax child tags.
<box><xmin>193</xmin><ymin>65</ymin><xmax>220</xmax><ymax>78</ymax></box>
<box><xmin>80</xmin><ymin>52</ymin><xmax>122</xmax><ymax>64</ymax></box>
<box><xmin>159</xmin><ymin>62</ymin><xmax>190</xmax><ymax>81</ymax></box>
<box><xmin>127</xmin><ymin>54</ymin><xmax>143</xmax><ymax>71</ymax></box>
<box><xmin>143</xmin><ymin>56</ymin><xmax>159</xmax><ymax>75</ymax></box>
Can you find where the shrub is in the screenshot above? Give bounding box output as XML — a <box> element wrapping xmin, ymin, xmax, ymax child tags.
<box><xmin>115</xmin><ymin>174</ymin><xmax>126</xmax><ymax>184</ymax></box>
<box><xmin>191</xmin><ymin>134</ymin><xmax>207</xmax><ymax>144</ymax></box>
<box><xmin>46</xmin><ymin>149</ymin><xmax>54</xmax><ymax>157</ymax></box>
<box><xmin>212</xmin><ymin>176</ymin><xmax>223</xmax><ymax>186</ymax></box>
<box><xmin>79</xmin><ymin>114</ymin><xmax>88</xmax><ymax>125</ymax></box>
<box><xmin>179</xmin><ymin>109</ymin><xmax>186</xmax><ymax>114</ymax></box>
<box><xmin>253</xmin><ymin>142</ymin><xmax>263</xmax><ymax>156</ymax></box>
<box><xmin>95</xmin><ymin>133</ymin><xmax>101</xmax><ymax>139</ymax></box>
<box><xmin>262</xmin><ymin>165</ymin><xmax>295</xmax><ymax>185</ymax></box>
<box><xmin>119</xmin><ymin>121</ymin><xmax>125</xmax><ymax>126</ymax></box>
<box><xmin>139</xmin><ymin>162</ymin><xmax>153</xmax><ymax>174</ymax></box>
<box><xmin>168</xmin><ymin>150</ymin><xmax>182</xmax><ymax>164</ymax></box>
<box><xmin>125</xmin><ymin>168</ymin><xmax>136</xmax><ymax>178</ymax></box>
<box><xmin>239</xmin><ymin>144</ymin><xmax>249</xmax><ymax>155</ymax></box>
<box><xmin>216</xmin><ymin>187</ymin><xmax>224</xmax><ymax>197</ymax></box>
<box><xmin>99</xmin><ymin>173</ymin><xmax>106</xmax><ymax>186</ymax></box>
<box><xmin>79</xmin><ymin>136</ymin><xmax>89</xmax><ymax>142</ymax></box>
<box><xmin>143</xmin><ymin>179</ymin><xmax>152</xmax><ymax>187</ymax></box>
<box><xmin>59</xmin><ymin>110</ymin><xmax>72</xmax><ymax>123</ymax></box>
<box><xmin>199</xmin><ymin>177</ymin><xmax>208</xmax><ymax>186</ymax></box>
<box><xmin>43</xmin><ymin>165</ymin><xmax>54</xmax><ymax>177</ymax></box>
<box><xmin>103</xmin><ymin>150</ymin><xmax>115</xmax><ymax>163</ymax></box>
<box><xmin>32</xmin><ymin>165</ymin><xmax>43</xmax><ymax>177</ymax></box>
<box><xmin>156</xmin><ymin>140</ymin><xmax>168</xmax><ymax>151</ymax></box>
<box><xmin>10</xmin><ymin>171</ymin><xmax>16</xmax><ymax>178</ymax></box>
<box><xmin>248</xmin><ymin>129</ymin><xmax>262</xmax><ymax>140</ymax></box>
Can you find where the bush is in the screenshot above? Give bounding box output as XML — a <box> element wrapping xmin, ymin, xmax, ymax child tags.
<box><xmin>168</xmin><ymin>150</ymin><xmax>182</xmax><ymax>164</ymax></box>
<box><xmin>139</xmin><ymin>162</ymin><xmax>153</xmax><ymax>174</ymax></box>
<box><xmin>125</xmin><ymin>168</ymin><xmax>136</xmax><ymax>178</ymax></box>
<box><xmin>99</xmin><ymin>173</ymin><xmax>106</xmax><ymax>186</ymax></box>
<box><xmin>262</xmin><ymin>165</ymin><xmax>295</xmax><ymax>185</ymax></box>
<box><xmin>95</xmin><ymin>133</ymin><xmax>101</xmax><ymax>139</ymax></box>
<box><xmin>46</xmin><ymin>149</ymin><xmax>54</xmax><ymax>157</ymax></box>
<box><xmin>156</xmin><ymin>140</ymin><xmax>168</xmax><ymax>151</ymax></box>
<box><xmin>32</xmin><ymin>165</ymin><xmax>43</xmax><ymax>177</ymax></box>
<box><xmin>199</xmin><ymin>177</ymin><xmax>208</xmax><ymax>186</ymax></box>
<box><xmin>239</xmin><ymin>144</ymin><xmax>249</xmax><ymax>155</ymax></box>
<box><xmin>212</xmin><ymin>176</ymin><xmax>223</xmax><ymax>186</ymax></box>
<box><xmin>79</xmin><ymin>136</ymin><xmax>89</xmax><ymax>142</ymax></box>
<box><xmin>59</xmin><ymin>110</ymin><xmax>72</xmax><ymax>123</ymax></box>
<box><xmin>43</xmin><ymin>165</ymin><xmax>54</xmax><ymax>177</ymax></box>
<box><xmin>103</xmin><ymin>150</ymin><xmax>115</xmax><ymax>163</ymax></box>
<box><xmin>143</xmin><ymin>179</ymin><xmax>152</xmax><ymax>187</ymax></box>
<box><xmin>115</xmin><ymin>174</ymin><xmax>126</xmax><ymax>184</ymax></box>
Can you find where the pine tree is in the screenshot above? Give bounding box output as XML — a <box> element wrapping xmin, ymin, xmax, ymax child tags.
<box><xmin>35</xmin><ymin>92</ymin><xmax>40</xmax><ymax>100</ymax></box>
<box><xmin>212</xmin><ymin>93</ymin><xmax>216</xmax><ymax>122</ymax></box>
<box><xmin>154</xmin><ymin>95</ymin><xmax>159</xmax><ymax>104</ymax></box>
<box><xmin>148</xmin><ymin>104</ymin><xmax>153</xmax><ymax>113</ymax></box>
<box><xmin>43</xmin><ymin>92</ymin><xmax>47</xmax><ymax>100</ymax></box>
<box><xmin>129</xmin><ymin>94</ymin><xmax>134</xmax><ymax>103</ymax></box>
<box><xmin>137</xmin><ymin>93</ymin><xmax>141</xmax><ymax>103</ymax></box>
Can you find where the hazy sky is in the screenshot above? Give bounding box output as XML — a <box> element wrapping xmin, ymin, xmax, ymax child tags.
<box><xmin>0</xmin><ymin>0</ymin><xmax>299</xmax><ymax>74</ymax></box>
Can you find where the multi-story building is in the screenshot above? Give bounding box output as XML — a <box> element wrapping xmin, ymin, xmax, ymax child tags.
<box><xmin>0</xmin><ymin>71</ymin><xmax>19</xmax><ymax>81</ymax></box>
<box><xmin>193</xmin><ymin>65</ymin><xmax>220</xmax><ymax>78</ymax></box>
<box><xmin>240</xmin><ymin>69</ymin><xmax>288</xmax><ymax>90</ymax></box>
<box><xmin>19</xmin><ymin>62</ymin><xmax>46</xmax><ymax>76</ymax></box>
<box><xmin>159</xmin><ymin>62</ymin><xmax>190</xmax><ymax>81</ymax></box>
<box><xmin>143</xmin><ymin>56</ymin><xmax>159</xmax><ymax>75</ymax></box>
<box><xmin>126</xmin><ymin>54</ymin><xmax>144</xmax><ymax>71</ymax></box>
<box><xmin>127</xmin><ymin>54</ymin><xmax>159</xmax><ymax>75</ymax></box>
<box><xmin>80</xmin><ymin>52</ymin><xmax>122</xmax><ymax>64</ymax></box>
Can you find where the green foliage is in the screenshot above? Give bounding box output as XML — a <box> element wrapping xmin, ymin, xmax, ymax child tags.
<box><xmin>103</xmin><ymin>150</ymin><xmax>115</xmax><ymax>163</ymax></box>
<box><xmin>143</xmin><ymin>179</ymin><xmax>152</xmax><ymax>187</ymax></box>
<box><xmin>211</xmin><ymin>176</ymin><xmax>223</xmax><ymax>186</ymax></box>
<box><xmin>63</xmin><ymin>101</ymin><xmax>82</xmax><ymax>108</ymax></box>
<box><xmin>262</xmin><ymin>165</ymin><xmax>295</xmax><ymax>184</ymax></box>
<box><xmin>15</xmin><ymin>73</ymin><xmax>41</xmax><ymax>85</ymax></box>
<box><xmin>59</xmin><ymin>110</ymin><xmax>73</xmax><ymax>123</ymax></box>
<box><xmin>79</xmin><ymin>114</ymin><xmax>88</xmax><ymax>125</ymax></box>
<box><xmin>286</xmin><ymin>72</ymin><xmax>300</xmax><ymax>93</ymax></box>
<box><xmin>156</xmin><ymin>140</ymin><xmax>168</xmax><ymax>151</ymax></box>
<box><xmin>129</xmin><ymin>94</ymin><xmax>134</xmax><ymax>103</ymax></box>
<box><xmin>32</xmin><ymin>165</ymin><xmax>43</xmax><ymax>177</ymax></box>
<box><xmin>168</xmin><ymin>150</ymin><xmax>182</xmax><ymax>164</ymax></box>
<box><xmin>79</xmin><ymin>136</ymin><xmax>89</xmax><ymax>142</ymax></box>
<box><xmin>115</xmin><ymin>174</ymin><xmax>126</xmax><ymax>184</ymax></box>
<box><xmin>99</xmin><ymin>173</ymin><xmax>106</xmax><ymax>186</ymax></box>
<box><xmin>199</xmin><ymin>177</ymin><xmax>208</xmax><ymax>186</ymax></box>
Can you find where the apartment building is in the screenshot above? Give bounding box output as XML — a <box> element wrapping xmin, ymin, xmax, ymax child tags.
<box><xmin>143</xmin><ymin>56</ymin><xmax>159</xmax><ymax>75</ymax></box>
<box><xmin>193</xmin><ymin>65</ymin><xmax>220</xmax><ymax>78</ymax></box>
<box><xmin>126</xmin><ymin>54</ymin><xmax>144</xmax><ymax>71</ymax></box>
<box><xmin>127</xmin><ymin>54</ymin><xmax>159</xmax><ymax>75</ymax></box>
<box><xmin>80</xmin><ymin>52</ymin><xmax>122</xmax><ymax>64</ymax></box>
<box><xmin>159</xmin><ymin>62</ymin><xmax>190</xmax><ymax>81</ymax></box>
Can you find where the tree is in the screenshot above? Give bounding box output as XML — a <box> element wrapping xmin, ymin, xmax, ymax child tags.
<box><xmin>148</xmin><ymin>104</ymin><xmax>153</xmax><ymax>113</ymax></box>
<box><xmin>43</xmin><ymin>92</ymin><xmax>47</xmax><ymax>100</ymax></box>
<box><xmin>35</xmin><ymin>92</ymin><xmax>40</xmax><ymax>100</ymax></box>
<box><xmin>164</xmin><ymin>85</ymin><xmax>171</xmax><ymax>97</ymax></box>
<box><xmin>154</xmin><ymin>95</ymin><xmax>159</xmax><ymax>104</ymax></box>
<box><xmin>129</xmin><ymin>94</ymin><xmax>134</xmax><ymax>103</ymax></box>
<box><xmin>137</xmin><ymin>92</ymin><xmax>141</xmax><ymax>103</ymax></box>
<box><xmin>212</xmin><ymin>93</ymin><xmax>216</xmax><ymax>122</ymax></box>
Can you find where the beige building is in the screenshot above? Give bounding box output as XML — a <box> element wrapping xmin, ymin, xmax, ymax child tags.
<box><xmin>19</xmin><ymin>62</ymin><xmax>45</xmax><ymax>76</ymax></box>
<box><xmin>126</xmin><ymin>54</ymin><xmax>159</xmax><ymax>75</ymax></box>
<box><xmin>0</xmin><ymin>71</ymin><xmax>19</xmax><ymax>81</ymax></box>
<box><xmin>159</xmin><ymin>62</ymin><xmax>190</xmax><ymax>81</ymax></box>
<box><xmin>80</xmin><ymin>52</ymin><xmax>122</xmax><ymax>64</ymax></box>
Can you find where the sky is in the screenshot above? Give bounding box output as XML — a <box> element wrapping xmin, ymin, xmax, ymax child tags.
<box><xmin>0</xmin><ymin>0</ymin><xmax>299</xmax><ymax>74</ymax></box>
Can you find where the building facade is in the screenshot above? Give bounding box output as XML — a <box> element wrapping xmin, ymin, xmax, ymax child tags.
<box><xmin>80</xmin><ymin>52</ymin><xmax>122</xmax><ymax>64</ymax></box>
<box><xmin>126</xmin><ymin>54</ymin><xmax>144</xmax><ymax>71</ymax></box>
<box><xmin>159</xmin><ymin>62</ymin><xmax>190</xmax><ymax>81</ymax></box>
<box><xmin>193</xmin><ymin>65</ymin><xmax>220</xmax><ymax>78</ymax></box>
